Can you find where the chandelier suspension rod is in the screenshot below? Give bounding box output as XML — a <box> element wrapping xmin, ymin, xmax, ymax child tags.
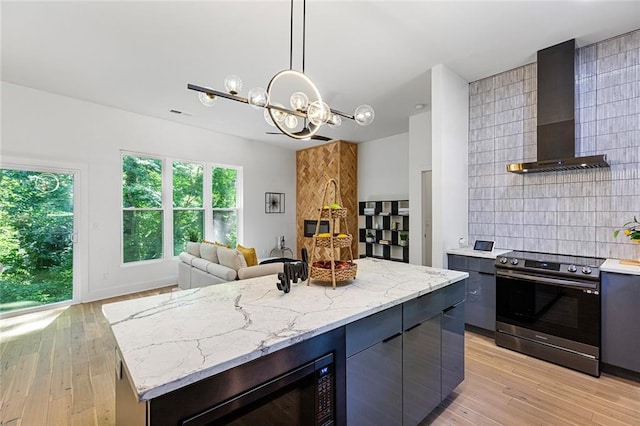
<box><xmin>289</xmin><ymin>0</ymin><xmax>294</xmax><ymax>70</ymax></box>
<box><xmin>302</xmin><ymin>0</ymin><xmax>306</xmax><ymax>74</ymax></box>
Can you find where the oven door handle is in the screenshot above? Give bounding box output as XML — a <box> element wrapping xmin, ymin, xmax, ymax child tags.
<box><xmin>496</xmin><ymin>269</ymin><xmax>599</xmax><ymax>291</ymax></box>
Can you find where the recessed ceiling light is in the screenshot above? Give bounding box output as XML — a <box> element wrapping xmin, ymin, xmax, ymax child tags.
<box><xmin>415</xmin><ymin>103</ymin><xmax>426</xmax><ymax>110</ymax></box>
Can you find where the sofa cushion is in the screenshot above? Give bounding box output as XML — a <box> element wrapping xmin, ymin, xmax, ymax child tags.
<box><xmin>186</xmin><ymin>242</ymin><xmax>201</xmax><ymax>257</ymax></box>
<box><xmin>218</xmin><ymin>247</ymin><xmax>246</xmax><ymax>271</ymax></box>
<box><xmin>204</xmin><ymin>262</ymin><xmax>237</xmax><ymax>281</ymax></box>
<box><xmin>179</xmin><ymin>252</ymin><xmax>198</xmax><ymax>265</ymax></box>
<box><xmin>237</xmin><ymin>244</ymin><xmax>258</xmax><ymax>267</ymax></box>
<box><xmin>237</xmin><ymin>263</ymin><xmax>284</xmax><ymax>280</ymax></box>
<box><xmin>200</xmin><ymin>242</ymin><xmax>219</xmax><ymax>264</ymax></box>
<box><xmin>191</xmin><ymin>257</ymin><xmax>212</xmax><ymax>273</ymax></box>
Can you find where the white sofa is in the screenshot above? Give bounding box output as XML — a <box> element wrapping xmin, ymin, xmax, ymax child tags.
<box><xmin>178</xmin><ymin>242</ymin><xmax>285</xmax><ymax>289</ymax></box>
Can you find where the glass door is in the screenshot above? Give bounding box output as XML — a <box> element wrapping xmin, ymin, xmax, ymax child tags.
<box><xmin>0</xmin><ymin>167</ymin><xmax>76</xmax><ymax>314</ymax></box>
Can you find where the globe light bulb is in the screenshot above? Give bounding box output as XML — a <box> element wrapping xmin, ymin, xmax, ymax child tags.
<box><xmin>248</xmin><ymin>87</ymin><xmax>269</xmax><ymax>109</ymax></box>
<box><xmin>284</xmin><ymin>114</ymin><xmax>298</xmax><ymax>129</ymax></box>
<box><xmin>290</xmin><ymin>92</ymin><xmax>309</xmax><ymax>111</ymax></box>
<box><xmin>328</xmin><ymin>113</ymin><xmax>342</xmax><ymax>128</ymax></box>
<box><xmin>307</xmin><ymin>101</ymin><xmax>330</xmax><ymax>126</ymax></box>
<box><xmin>198</xmin><ymin>92</ymin><xmax>216</xmax><ymax>107</ymax></box>
<box><xmin>270</xmin><ymin>103</ymin><xmax>287</xmax><ymax>123</ymax></box>
<box><xmin>354</xmin><ymin>104</ymin><xmax>375</xmax><ymax>126</ymax></box>
<box><xmin>223</xmin><ymin>75</ymin><xmax>243</xmax><ymax>95</ymax></box>
<box><xmin>264</xmin><ymin>108</ymin><xmax>276</xmax><ymax>127</ymax></box>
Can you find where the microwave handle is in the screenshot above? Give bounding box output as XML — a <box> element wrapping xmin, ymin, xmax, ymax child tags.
<box><xmin>496</xmin><ymin>269</ymin><xmax>598</xmax><ymax>291</ymax></box>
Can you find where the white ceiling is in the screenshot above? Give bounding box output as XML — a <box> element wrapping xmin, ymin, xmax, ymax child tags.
<box><xmin>2</xmin><ymin>1</ymin><xmax>639</xmax><ymax>150</ymax></box>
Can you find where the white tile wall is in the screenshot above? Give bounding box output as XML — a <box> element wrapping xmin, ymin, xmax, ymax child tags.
<box><xmin>468</xmin><ymin>30</ymin><xmax>640</xmax><ymax>260</ymax></box>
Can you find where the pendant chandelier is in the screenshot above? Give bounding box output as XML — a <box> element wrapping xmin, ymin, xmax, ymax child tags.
<box><xmin>187</xmin><ymin>0</ymin><xmax>375</xmax><ymax>140</ymax></box>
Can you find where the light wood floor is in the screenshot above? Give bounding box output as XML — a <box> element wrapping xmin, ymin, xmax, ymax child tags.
<box><xmin>1</xmin><ymin>288</ymin><xmax>639</xmax><ymax>426</ymax></box>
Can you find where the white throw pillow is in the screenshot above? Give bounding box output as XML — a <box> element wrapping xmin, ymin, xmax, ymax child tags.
<box><xmin>200</xmin><ymin>242</ymin><xmax>219</xmax><ymax>264</ymax></box>
<box><xmin>186</xmin><ymin>242</ymin><xmax>201</xmax><ymax>257</ymax></box>
<box><xmin>217</xmin><ymin>247</ymin><xmax>246</xmax><ymax>271</ymax></box>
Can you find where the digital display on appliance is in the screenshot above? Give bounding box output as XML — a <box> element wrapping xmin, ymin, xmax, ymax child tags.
<box><xmin>473</xmin><ymin>240</ymin><xmax>494</xmax><ymax>251</ymax></box>
<box><xmin>524</xmin><ymin>260</ymin><xmax>561</xmax><ymax>271</ymax></box>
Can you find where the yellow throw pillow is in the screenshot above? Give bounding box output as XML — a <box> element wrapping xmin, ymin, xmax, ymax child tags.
<box><xmin>203</xmin><ymin>239</ymin><xmax>231</xmax><ymax>249</ymax></box>
<box><xmin>236</xmin><ymin>244</ymin><xmax>258</xmax><ymax>267</ymax></box>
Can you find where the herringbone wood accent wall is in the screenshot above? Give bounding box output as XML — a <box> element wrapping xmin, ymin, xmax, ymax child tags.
<box><xmin>296</xmin><ymin>141</ymin><xmax>358</xmax><ymax>260</ymax></box>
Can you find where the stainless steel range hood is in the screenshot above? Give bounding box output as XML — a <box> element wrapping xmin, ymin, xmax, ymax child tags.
<box><xmin>507</xmin><ymin>39</ymin><xmax>609</xmax><ymax>174</ymax></box>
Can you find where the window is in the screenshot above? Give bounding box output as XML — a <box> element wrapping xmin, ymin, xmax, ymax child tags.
<box><xmin>121</xmin><ymin>153</ymin><xmax>241</xmax><ymax>263</ymax></box>
<box><xmin>211</xmin><ymin>167</ymin><xmax>238</xmax><ymax>247</ymax></box>
<box><xmin>122</xmin><ymin>155</ymin><xmax>163</xmax><ymax>263</ymax></box>
<box><xmin>173</xmin><ymin>162</ymin><xmax>204</xmax><ymax>255</ymax></box>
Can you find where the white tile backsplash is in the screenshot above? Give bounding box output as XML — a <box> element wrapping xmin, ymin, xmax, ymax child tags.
<box><xmin>467</xmin><ymin>30</ymin><xmax>640</xmax><ymax>259</ymax></box>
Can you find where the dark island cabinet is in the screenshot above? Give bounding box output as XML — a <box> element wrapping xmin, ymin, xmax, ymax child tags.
<box><xmin>402</xmin><ymin>295</ymin><xmax>442</xmax><ymax>425</ymax></box>
<box><xmin>602</xmin><ymin>272</ymin><xmax>640</xmax><ymax>374</ymax></box>
<box><xmin>346</xmin><ymin>280</ymin><xmax>466</xmax><ymax>426</ymax></box>
<box><xmin>448</xmin><ymin>254</ymin><xmax>495</xmax><ymax>332</ymax></box>
<box><xmin>346</xmin><ymin>305</ymin><xmax>403</xmax><ymax>426</ymax></box>
<box><xmin>441</xmin><ymin>301</ymin><xmax>465</xmax><ymax>396</ymax></box>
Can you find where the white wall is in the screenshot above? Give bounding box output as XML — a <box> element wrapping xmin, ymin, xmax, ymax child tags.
<box><xmin>408</xmin><ymin>111</ymin><xmax>431</xmax><ymax>265</ymax></box>
<box><xmin>1</xmin><ymin>82</ymin><xmax>296</xmax><ymax>302</ymax></box>
<box><xmin>358</xmin><ymin>132</ymin><xmax>409</xmax><ymax>201</ymax></box>
<box><xmin>431</xmin><ymin>64</ymin><xmax>469</xmax><ymax>268</ymax></box>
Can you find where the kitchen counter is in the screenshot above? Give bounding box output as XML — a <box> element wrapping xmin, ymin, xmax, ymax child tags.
<box><xmin>601</xmin><ymin>259</ymin><xmax>640</xmax><ymax>276</ymax></box>
<box><xmin>102</xmin><ymin>258</ymin><xmax>468</xmax><ymax>402</ymax></box>
<box><xmin>446</xmin><ymin>247</ymin><xmax>511</xmax><ymax>259</ymax></box>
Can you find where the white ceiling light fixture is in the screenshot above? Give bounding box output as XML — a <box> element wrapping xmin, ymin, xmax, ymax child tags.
<box><xmin>187</xmin><ymin>0</ymin><xmax>374</xmax><ymax>140</ymax></box>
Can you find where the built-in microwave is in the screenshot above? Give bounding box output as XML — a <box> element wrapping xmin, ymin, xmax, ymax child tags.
<box><xmin>182</xmin><ymin>353</ymin><xmax>335</xmax><ymax>426</ymax></box>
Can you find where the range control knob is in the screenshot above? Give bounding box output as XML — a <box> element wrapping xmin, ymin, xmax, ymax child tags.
<box><xmin>567</xmin><ymin>265</ymin><xmax>577</xmax><ymax>273</ymax></box>
<box><xmin>582</xmin><ymin>266</ymin><xmax>592</xmax><ymax>275</ymax></box>
<box><xmin>499</xmin><ymin>257</ymin><xmax>508</xmax><ymax>264</ymax></box>
<box><xmin>511</xmin><ymin>258</ymin><xmax>519</xmax><ymax>265</ymax></box>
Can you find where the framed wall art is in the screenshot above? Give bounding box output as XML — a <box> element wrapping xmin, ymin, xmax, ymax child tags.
<box><xmin>265</xmin><ymin>192</ymin><xmax>285</xmax><ymax>213</ymax></box>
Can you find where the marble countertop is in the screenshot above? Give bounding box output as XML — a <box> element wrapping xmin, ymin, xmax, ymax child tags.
<box><xmin>601</xmin><ymin>259</ymin><xmax>640</xmax><ymax>276</ymax></box>
<box><xmin>102</xmin><ymin>258</ymin><xmax>468</xmax><ymax>402</ymax></box>
<box><xmin>446</xmin><ymin>247</ymin><xmax>512</xmax><ymax>259</ymax></box>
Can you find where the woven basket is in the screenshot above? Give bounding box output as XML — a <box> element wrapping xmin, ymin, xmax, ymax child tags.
<box><xmin>319</xmin><ymin>208</ymin><xmax>347</xmax><ymax>219</ymax></box>
<box><xmin>310</xmin><ymin>262</ymin><xmax>357</xmax><ymax>282</ymax></box>
<box><xmin>315</xmin><ymin>234</ymin><xmax>353</xmax><ymax>248</ymax></box>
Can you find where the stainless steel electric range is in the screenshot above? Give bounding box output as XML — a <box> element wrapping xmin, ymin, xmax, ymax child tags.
<box><xmin>494</xmin><ymin>251</ymin><xmax>605</xmax><ymax>377</ymax></box>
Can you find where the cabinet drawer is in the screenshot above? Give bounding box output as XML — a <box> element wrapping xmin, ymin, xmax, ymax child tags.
<box><xmin>346</xmin><ymin>304</ymin><xmax>402</xmax><ymax>357</ymax></box>
<box><xmin>448</xmin><ymin>254</ymin><xmax>494</xmax><ymax>274</ymax></box>
<box><xmin>468</xmin><ymin>257</ymin><xmax>495</xmax><ymax>274</ymax></box>
<box><xmin>403</xmin><ymin>291</ymin><xmax>444</xmax><ymax>329</ymax></box>
<box><xmin>443</xmin><ymin>280</ymin><xmax>466</xmax><ymax>308</ymax></box>
<box><xmin>447</xmin><ymin>254</ymin><xmax>468</xmax><ymax>271</ymax></box>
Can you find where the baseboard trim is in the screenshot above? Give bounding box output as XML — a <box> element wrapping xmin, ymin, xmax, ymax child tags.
<box><xmin>465</xmin><ymin>323</ymin><xmax>495</xmax><ymax>339</ymax></box>
<box><xmin>602</xmin><ymin>363</ymin><xmax>640</xmax><ymax>383</ymax></box>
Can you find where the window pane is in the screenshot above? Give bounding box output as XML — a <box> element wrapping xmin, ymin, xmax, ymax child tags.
<box><xmin>213</xmin><ymin>210</ymin><xmax>237</xmax><ymax>248</ymax></box>
<box><xmin>173</xmin><ymin>162</ymin><xmax>203</xmax><ymax>208</ymax></box>
<box><xmin>122</xmin><ymin>155</ymin><xmax>162</xmax><ymax>208</ymax></box>
<box><xmin>212</xmin><ymin>167</ymin><xmax>237</xmax><ymax>208</ymax></box>
<box><xmin>173</xmin><ymin>210</ymin><xmax>204</xmax><ymax>255</ymax></box>
<box><xmin>123</xmin><ymin>211</ymin><xmax>163</xmax><ymax>262</ymax></box>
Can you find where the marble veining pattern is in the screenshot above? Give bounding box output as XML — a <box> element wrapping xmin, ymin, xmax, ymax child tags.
<box><xmin>102</xmin><ymin>258</ymin><xmax>468</xmax><ymax>401</ymax></box>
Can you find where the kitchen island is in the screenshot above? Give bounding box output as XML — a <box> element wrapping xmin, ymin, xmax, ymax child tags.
<box><xmin>103</xmin><ymin>258</ymin><xmax>468</xmax><ymax>425</ymax></box>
